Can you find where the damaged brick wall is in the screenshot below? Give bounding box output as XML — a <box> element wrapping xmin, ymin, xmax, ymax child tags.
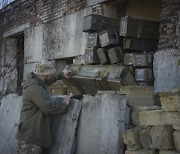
<box><xmin>39</xmin><ymin>0</ymin><xmax>87</xmax><ymax>23</ymax></box>
<box><xmin>159</xmin><ymin>0</ymin><xmax>180</xmax><ymax>49</ymax></box>
<box><xmin>0</xmin><ymin>0</ymin><xmax>88</xmax><ymax>36</ymax></box>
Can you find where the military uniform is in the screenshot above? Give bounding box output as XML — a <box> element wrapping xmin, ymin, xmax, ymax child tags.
<box><xmin>18</xmin><ymin>141</ymin><xmax>42</xmax><ymax>154</ymax></box>
<box><xmin>16</xmin><ymin>63</ymin><xmax>69</xmax><ymax>153</ymax></box>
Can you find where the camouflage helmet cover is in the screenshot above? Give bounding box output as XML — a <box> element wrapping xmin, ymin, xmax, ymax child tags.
<box><xmin>34</xmin><ymin>62</ymin><xmax>56</xmax><ymax>75</ymax></box>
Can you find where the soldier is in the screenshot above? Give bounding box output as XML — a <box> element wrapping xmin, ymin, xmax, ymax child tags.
<box><xmin>16</xmin><ymin>62</ymin><xmax>71</xmax><ymax>154</ymax></box>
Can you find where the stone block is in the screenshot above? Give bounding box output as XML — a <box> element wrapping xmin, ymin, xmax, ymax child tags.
<box><xmin>75</xmin><ymin>92</ymin><xmax>127</xmax><ymax>154</ymax></box>
<box><xmin>149</xmin><ymin>125</ymin><xmax>175</xmax><ymax>150</ymax></box>
<box><xmin>125</xmin><ymin>149</ymin><xmax>158</xmax><ymax>154</ymax></box>
<box><xmin>131</xmin><ymin>106</ymin><xmax>161</xmax><ymax>126</ymax></box>
<box><xmin>24</xmin><ymin>25</ymin><xmax>43</xmax><ymax>63</ymax></box>
<box><xmin>139</xmin><ymin>127</ymin><xmax>152</xmax><ymax>149</ymax></box>
<box><xmin>119</xmin><ymin>86</ymin><xmax>154</xmax><ymax>106</ymax></box>
<box><xmin>159</xmin><ymin>150</ymin><xmax>180</xmax><ymax>154</ymax></box>
<box><xmin>166</xmin><ymin>112</ymin><xmax>180</xmax><ymax>126</ymax></box>
<box><xmin>46</xmin><ymin>99</ymin><xmax>82</xmax><ymax>154</ymax></box>
<box><xmin>154</xmin><ymin>49</ymin><xmax>180</xmax><ymax>94</ymax></box>
<box><xmin>139</xmin><ymin>110</ymin><xmax>166</xmax><ymax>126</ymax></box>
<box><xmin>160</xmin><ymin>88</ymin><xmax>180</xmax><ymax>111</ymax></box>
<box><xmin>123</xmin><ymin>127</ymin><xmax>143</xmax><ymax>150</ymax></box>
<box><xmin>43</xmin><ymin>8</ymin><xmax>91</xmax><ymax>60</ymax></box>
<box><xmin>0</xmin><ymin>94</ymin><xmax>22</xmax><ymax>154</ymax></box>
<box><xmin>174</xmin><ymin>131</ymin><xmax>180</xmax><ymax>152</ymax></box>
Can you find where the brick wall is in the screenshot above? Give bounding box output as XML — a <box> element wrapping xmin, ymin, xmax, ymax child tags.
<box><xmin>0</xmin><ymin>0</ymin><xmax>87</xmax><ymax>36</ymax></box>
<box><xmin>38</xmin><ymin>0</ymin><xmax>87</xmax><ymax>23</ymax></box>
<box><xmin>158</xmin><ymin>0</ymin><xmax>180</xmax><ymax>49</ymax></box>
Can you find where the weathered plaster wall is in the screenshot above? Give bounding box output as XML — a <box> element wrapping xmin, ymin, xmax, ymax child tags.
<box><xmin>24</xmin><ymin>25</ymin><xmax>43</xmax><ymax>63</ymax></box>
<box><xmin>23</xmin><ymin>63</ymin><xmax>36</xmax><ymax>79</ymax></box>
<box><xmin>43</xmin><ymin>8</ymin><xmax>92</xmax><ymax>60</ymax></box>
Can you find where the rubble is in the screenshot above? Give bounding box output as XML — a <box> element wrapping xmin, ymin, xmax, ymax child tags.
<box><xmin>123</xmin><ymin>88</ymin><xmax>180</xmax><ymax>153</ymax></box>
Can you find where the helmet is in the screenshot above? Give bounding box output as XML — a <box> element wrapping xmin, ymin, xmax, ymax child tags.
<box><xmin>34</xmin><ymin>62</ymin><xmax>56</xmax><ymax>75</ymax></box>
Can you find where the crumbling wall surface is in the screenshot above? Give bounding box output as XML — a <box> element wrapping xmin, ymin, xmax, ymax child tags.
<box><xmin>123</xmin><ymin>89</ymin><xmax>180</xmax><ymax>153</ymax></box>
<box><xmin>154</xmin><ymin>49</ymin><xmax>180</xmax><ymax>93</ymax></box>
<box><xmin>75</xmin><ymin>92</ymin><xmax>128</xmax><ymax>154</ymax></box>
<box><xmin>0</xmin><ymin>94</ymin><xmax>22</xmax><ymax>154</ymax></box>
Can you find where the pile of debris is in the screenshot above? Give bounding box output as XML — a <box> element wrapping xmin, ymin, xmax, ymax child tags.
<box><xmin>123</xmin><ymin>88</ymin><xmax>180</xmax><ymax>154</ymax></box>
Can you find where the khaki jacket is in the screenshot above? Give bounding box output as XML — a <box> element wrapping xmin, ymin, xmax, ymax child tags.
<box><xmin>16</xmin><ymin>72</ymin><xmax>68</xmax><ymax>148</ymax></box>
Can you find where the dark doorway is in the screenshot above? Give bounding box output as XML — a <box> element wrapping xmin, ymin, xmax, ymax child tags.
<box><xmin>16</xmin><ymin>35</ymin><xmax>24</xmax><ymax>95</ymax></box>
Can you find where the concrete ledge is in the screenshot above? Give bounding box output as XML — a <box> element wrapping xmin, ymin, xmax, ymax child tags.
<box><xmin>3</xmin><ymin>23</ymin><xmax>30</xmax><ymax>37</ymax></box>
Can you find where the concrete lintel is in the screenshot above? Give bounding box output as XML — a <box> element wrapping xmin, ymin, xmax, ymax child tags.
<box><xmin>87</xmin><ymin>0</ymin><xmax>107</xmax><ymax>6</ymax></box>
<box><xmin>3</xmin><ymin>23</ymin><xmax>30</xmax><ymax>37</ymax></box>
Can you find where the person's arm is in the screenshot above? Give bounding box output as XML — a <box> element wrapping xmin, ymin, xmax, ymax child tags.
<box><xmin>46</xmin><ymin>72</ymin><xmax>64</xmax><ymax>86</ymax></box>
<box><xmin>46</xmin><ymin>66</ymin><xmax>71</xmax><ymax>86</ymax></box>
<box><xmin>31</xmin><ymin>85</ymin><xmax>68</xmax><ymax>114</ymax></box>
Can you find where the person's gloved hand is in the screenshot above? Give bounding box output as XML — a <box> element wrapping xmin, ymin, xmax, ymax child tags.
<box><xmin>62</xmin><ymin>95</ymin><xmax>70</xmax><ymax>105</ymax></box>
<box><xmin>63</xmin><ymin>66</ymin><xmax>71</xmax><ymax>79</ymax></box>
